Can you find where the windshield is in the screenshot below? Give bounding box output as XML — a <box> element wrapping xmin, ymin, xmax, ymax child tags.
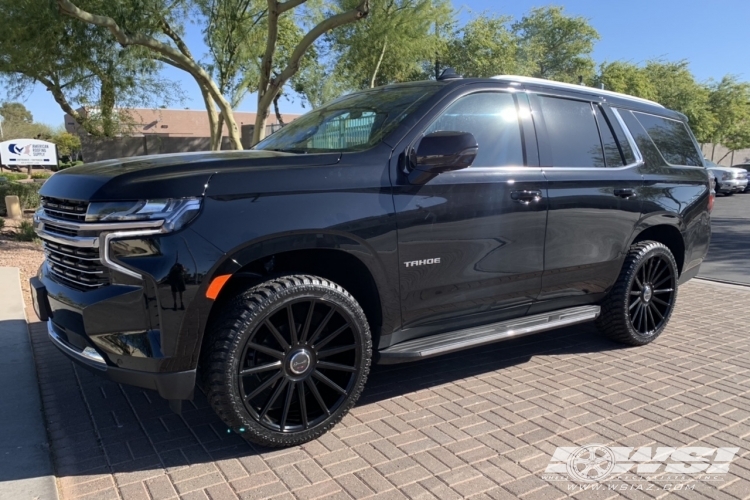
<box><xmin>254</xmin><ymin>83</ymin><xmax>444</xmax><ymax>153</ymax></box>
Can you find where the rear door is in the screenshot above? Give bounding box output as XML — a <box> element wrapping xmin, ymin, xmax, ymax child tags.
<box><xmin>528</xmin><ymin>92</ymin><xmax>644</xmax><ymax>310</ymax></box>
<box><xmin>392</xmin><ymin>86</ymin><xmax>548</xmax><ymax>341</ymax></box>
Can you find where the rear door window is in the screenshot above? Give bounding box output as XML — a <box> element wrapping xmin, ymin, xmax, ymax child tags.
<box><xmin>631</xmin><ymin>112</ymin><xmax>703</xmax><ymax>166</ymax></box>
<box><xmin>538</xmin><ymin>96</ymin><xmax>604</xmax><ymax>167</ymax></box>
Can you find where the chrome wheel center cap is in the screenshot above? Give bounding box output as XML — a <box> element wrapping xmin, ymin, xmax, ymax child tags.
<box><xmin>642</xmin><ymin>285</ymin><xmax>653</xmax><ymax>303</ymax></box>
<box><xmin>289</xmin><ymin>351</ymin><xmax>312</xmax><ymax>375</ymax></box>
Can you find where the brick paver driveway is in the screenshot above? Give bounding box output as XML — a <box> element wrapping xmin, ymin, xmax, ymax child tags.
<box><xmin>29</xmin><ymin>279</ymin><xmax>750</xmax><ymax>500</ymax></box>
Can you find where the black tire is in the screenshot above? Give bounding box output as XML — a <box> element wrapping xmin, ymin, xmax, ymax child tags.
<box><xmin>204</xmin><ymin>275</ymin><xmax>372</xmax><ymax>447</ymax></box>
<box><xmin>596</xmin><ymin>241</ymin><xmax>678</xmax><ymax>346</ymax></box>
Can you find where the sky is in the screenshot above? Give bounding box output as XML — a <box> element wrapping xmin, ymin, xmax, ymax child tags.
<box><xmin>13</xmin><ymin>0</ymin><xmax>750</xmax><ymax>127</ymax></box>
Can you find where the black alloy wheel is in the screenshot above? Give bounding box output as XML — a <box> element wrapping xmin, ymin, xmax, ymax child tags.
<box><xmin>627</xmin><ymin>253</ymin><xmax>676</xmax><ymax>336</ymax></box>
<box><xmin>204</xmin><ymin>275</ymin><xmax>371</xmax><ymax>447</ymax></box>
<box><xmin>596</xmin><ymin>241</ymin><xmax>678</xmax><ymax>346</ymax></box>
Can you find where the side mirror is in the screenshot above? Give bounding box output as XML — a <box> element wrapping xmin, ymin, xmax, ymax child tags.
<box><xmin>408</xmin><ymin>131</ymin><xmax>478</xmax><ymax>184</ymax></box>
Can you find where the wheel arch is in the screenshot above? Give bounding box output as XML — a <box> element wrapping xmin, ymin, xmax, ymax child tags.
<box><xmin>195</xmin><ymin>231</ymin><xmax>395</xmax><ymax>365</ymax></box>
<box><xmin>629</xmin><ymin>223</ymin><xmax>686</xmax><ymax>275</ymax></box>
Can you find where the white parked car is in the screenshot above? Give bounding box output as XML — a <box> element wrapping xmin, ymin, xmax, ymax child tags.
<box><xmin>706</xmin><ymin>160</ymin><xmax>748</xmax><ymax>195</ymax></box>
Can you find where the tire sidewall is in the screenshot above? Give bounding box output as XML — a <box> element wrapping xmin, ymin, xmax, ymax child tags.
<box><xmin>620</xmin><ymin>244</ymin><xmax>678</xmax><ymax>343</ymax></box>
<box><xmin>211</xmin><ymin>278</ymin><xmax>371</xmax><ymax>446</ymax></box>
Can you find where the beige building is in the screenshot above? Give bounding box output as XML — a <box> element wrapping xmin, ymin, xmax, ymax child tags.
<box><xmin>64</xmin><ymin>107</ymin><xmax>301</xmax><ymax>139</ymax></box>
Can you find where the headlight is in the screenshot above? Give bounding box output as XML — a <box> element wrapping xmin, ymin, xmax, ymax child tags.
<box><xmin>722</xmin><ymin>172</ymin><xmax>731</xmax><ymax>180</ymax></box>
<box><xmin>86</xmin><ymin>197</ymin><xmax>202</xmax><ymax>232</ymax></box>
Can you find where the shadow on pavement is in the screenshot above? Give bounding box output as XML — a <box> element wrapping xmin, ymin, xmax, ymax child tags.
<box><xmin>26</xmin><ymin>319</ymin><xmax>624</xmax><ymax>479</ymax></box>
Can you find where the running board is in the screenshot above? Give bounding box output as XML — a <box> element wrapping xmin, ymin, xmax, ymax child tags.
<box><xmin>378</xmin><ymin>305</ymin><xmax>600</xmax><ymax>364</ymax></box>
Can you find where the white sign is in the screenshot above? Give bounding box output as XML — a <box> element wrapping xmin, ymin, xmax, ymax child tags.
<box><xmin>0</xmin><ymin>139</ymin><xmax>57</xmax><ymax>166</ymax></box>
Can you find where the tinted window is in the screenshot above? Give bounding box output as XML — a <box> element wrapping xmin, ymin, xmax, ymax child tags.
<box><xmin>593</xmin><ymin>106</ymin><xmax>624</xmax><ymax>167</ymax></box>
<box><xmin>254</xmin><ymin>83</ymin><xmax>443</xmax><ymax>153</ymax></box>
<box><xmin>424</xmin><ymin>92</ymin><xmax>524</xmax><ymax>167</ymax></box>
<box><xmin>632</xmin><ymin>112</ymin><xmax>703</xmax><ymax>166</ymax></box>
<box><xmin>618</xmin><ymin>110</ymin><xmax>664</xmax><ymax>167</ymax></box>
<box><xmin>539</xmin><ymin>96</ymin><xmax>604</xmax><ymax>167</ymax></box>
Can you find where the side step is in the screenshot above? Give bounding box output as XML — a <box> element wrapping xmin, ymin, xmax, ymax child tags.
<box><xmin>378</xmin><ymin>305</ymin><xmax>600</xmax><ymax>364</ymax></box>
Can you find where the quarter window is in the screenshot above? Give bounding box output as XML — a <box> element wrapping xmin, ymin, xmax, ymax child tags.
<box><xmin>594</xmin><ymin>106</ymin><xmax>625</xmax><ymax>168</ymax></box>
<box><xmin>632</xmin><ymin>112</ymin><xmax>703</xmax><ymax>166</ymax></box>
<box><xmin>538</xmin><ymin>96</ymin><xmax>605</xmax><ymax>168</ymax></box>
<box><xmin>423</xmin><ymin>92</ymin><xmax>525</xmax><ymax>167</ymax></box>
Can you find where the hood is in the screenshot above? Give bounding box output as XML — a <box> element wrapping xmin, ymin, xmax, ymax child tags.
<box><xmin>40</xmin><ymin>150</ymin><xmax>341</xmax><ymax>201</ymax></box>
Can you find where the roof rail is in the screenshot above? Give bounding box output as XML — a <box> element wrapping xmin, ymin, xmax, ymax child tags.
<box><xmin>490</xmin><ymin>75</ymin><xmax>664</xmax><ymax>108</ymax></box>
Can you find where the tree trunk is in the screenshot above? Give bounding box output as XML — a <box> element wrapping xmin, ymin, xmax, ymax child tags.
<box><xmin>199</xmin><ymin>84</ymin><xmax>221</xmax><ymax>151</ymax></box>
<box><xmin>273</xmin><ymin>94</ymin><xmax>285</xmax><ymax>126</ymax></box>
<box><xmin>370</xmin><ymin>37</ymin><xmax>387</xmax><ymax>88</ymax></box>
<box><xmin>100</xmin><ymin>74</ymin><xmax>117</xmax><ymax>137</ymax></box>
<box><xmin>57</xmin><ymin>0</ymin><xmax>243</xmax><ymax>149</ymax></box>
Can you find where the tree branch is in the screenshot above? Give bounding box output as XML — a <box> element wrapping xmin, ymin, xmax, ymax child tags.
<box><xmin>279</xmin><ymin>0</ymin><xmax>307</xmax><ymax>14</ymax></box>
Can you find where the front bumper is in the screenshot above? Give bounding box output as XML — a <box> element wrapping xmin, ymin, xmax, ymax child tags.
<box><xmin>717</xmin><ymin>178</ymin><xmax>748</xmax><ymax>193</ymax></box>
<box><xmin>45</xmin><ymin>319</ymin><xmax>195</xmax><ymax>399</ymax></box>
<box><xmin>30</xmin><ymin>224</ymin><xmax>223</xmax><ymax>400</ymax></box>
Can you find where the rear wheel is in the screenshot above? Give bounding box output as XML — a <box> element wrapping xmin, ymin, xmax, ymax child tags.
<box><xmin>596</xmin><ymin>241</ymin><xmax>678</xmax><ymax>346</ymax></box>
<box><xmin>204</xmin><ymin>275</ymin><xmax>371</xmax><ymax>447</ymax></box>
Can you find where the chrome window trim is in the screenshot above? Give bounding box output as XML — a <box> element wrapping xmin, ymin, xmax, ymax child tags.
<box><xmin>611</xmin><ymin>108</ymin><xmax>644</xmax><ymax>165</ymax></box>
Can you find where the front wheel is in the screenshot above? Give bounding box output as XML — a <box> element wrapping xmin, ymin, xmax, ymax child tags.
<box><xmin>203</xmin><ymin>275</ymin><xmax>372</xmax><ymax>447</ymax></box>
<box><xmin>596</xmin><ymin>241</ymin><xmax>678</xmax><ymax>346</ymax></box>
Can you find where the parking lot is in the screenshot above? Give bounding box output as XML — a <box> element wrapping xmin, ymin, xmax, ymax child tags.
<box><xmin>21</xmin><ymin>191</ymin><xmax>750</xmax><ymax>500</ymax></box>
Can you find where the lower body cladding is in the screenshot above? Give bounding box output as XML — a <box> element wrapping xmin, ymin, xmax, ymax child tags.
<box><xmin>30</xmin><ymin>228</ymin><xmax>223</xmax><ymax>401</ymax></box>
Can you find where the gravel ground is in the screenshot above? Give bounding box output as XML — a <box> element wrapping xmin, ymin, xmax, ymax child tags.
<box><xmin>0</xmin><ymin>217</ymin><xmax>44</xmax><ymax>318</ymax></box>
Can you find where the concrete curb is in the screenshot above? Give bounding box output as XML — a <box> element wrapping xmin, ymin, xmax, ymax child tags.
<box><xmin>0</xmin><ymin>267</ymin><xmax>58</xmax><ymax>500</ymax></box>
<box><xmin>694</xmin><ymin>277</ymin><xmax>750</xmax><ymax>291</ymax></box>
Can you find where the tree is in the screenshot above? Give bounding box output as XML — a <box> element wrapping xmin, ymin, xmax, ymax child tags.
<box><xmin>512</xmin><ymin>6</ymin><xmax>599</xmax><ymax>83</ymax></box>
<box><xmin>330</xmin><ymin>0</ymin><xmax>451</xmax><ymax>89</ymax></box>
<box><xmin>0</xmin><ymin>102</ymin><xmax>33</xmax><ymax>123</ymax></box>
<box><xmin>642</xmin><ymin>61</ymin><xmax>713</xmax><ymax>142</ymax></box>
<box><xmin>52</xmin><ymin>131</ymin><xmax>83</xmax><ymax>158</ymax></box>
<box><xmin>593</xmin><ymin>61</ymin><xmax>656</xmax><ymax>99</ymax></box>
<box><xmin>706</xmin><ymin>76</ymin><xmax>750</xmax><ymax>162</ymax></box>
<box><xmin>443</xmin><ymin>14</ymin><xmax>518</xmax><ymax>78</ymax></box>
<box><xmin>252</xmin><ymin>0</ymin><xmax>371</xmax><ymax>144</ymax></box>
<box><xmin>0</xmin><ymin>0</ymin><xmax>178</xmax><ymax>138</ymax></box>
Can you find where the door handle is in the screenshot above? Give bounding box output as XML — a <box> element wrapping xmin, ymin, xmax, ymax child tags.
<box><xmin>511</xmin><ymin>190</ymin><xmax>542</xmax><ymax>204</ymax></box>
<box><xmin>614</xmin><ymin>188</ymin><xmax>637</xmax><ymax>199</ymax></box>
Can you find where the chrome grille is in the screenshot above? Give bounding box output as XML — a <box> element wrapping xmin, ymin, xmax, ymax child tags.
<box><xmin>44</xmin><ymin>222</ymin><xmax>78</xmax><ymax>238</ymax></box>
<box><xmin>41</xmin><ymin>197</ymin><xmax>89</xmax><ymax>221</ymax></box>
<box><xmin>43</xmin><ymin>241</ymin><xmax>110</xmax><ymax>289</ymax></box>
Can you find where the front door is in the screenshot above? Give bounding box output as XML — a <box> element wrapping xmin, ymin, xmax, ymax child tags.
<box><xmin>392</xmin><ymin>89</ymin><xmax>548</xmax><ymax>341</ymax></box>
<box><xmin>528</xmin><ymin>93</ymin><xmax>643</xmax><ymax>309</ymax></box>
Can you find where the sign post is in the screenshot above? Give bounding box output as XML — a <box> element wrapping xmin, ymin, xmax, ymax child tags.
<box><xmin>0</xmin><ymin>139</ymin><xmax>58</xmax><ymax>175</ymax></box>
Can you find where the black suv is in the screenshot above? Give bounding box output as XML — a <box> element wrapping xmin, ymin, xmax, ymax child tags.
<box><xmin>31</xmin><ymin>75</ymin><xmax>712</xmax><ymax>446</ymax></box>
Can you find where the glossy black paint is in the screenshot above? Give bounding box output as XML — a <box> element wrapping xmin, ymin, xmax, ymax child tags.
<box><xmin>34</xmin><ymin>76</ymin><xmax>711</xmax><ymax>401</ymax></box>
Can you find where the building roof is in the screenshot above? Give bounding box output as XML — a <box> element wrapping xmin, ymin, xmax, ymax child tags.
<box><xmin>64</xmin><ymin>107</ymin><xmax>302</xmax><ymax>138</ymax></box>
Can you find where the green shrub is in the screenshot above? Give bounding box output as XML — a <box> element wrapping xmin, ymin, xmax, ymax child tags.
<box><xmin>0</xmin><ymin>181</ymin><xmax>42</xmax><ymax>215</ymax></box>
<box><xmin>0</xmin><ymin>217</ymin><xmax>4</xmax><ymax>230</ymax></box>
<box><xmin>15</xmin><ymin>220</ymin><xmax>38</xmax><ymax>242</ymax></box>
<box><xmin>57</xmin><ymin>161</ymin><xmax>84</xmax><ymax>171</ymax></box>
<box><xmin>0</xmin><ymin>172</ymin><xmax>29</xmax><ymax>182</ymax></box>
<box><xmin>31</xmin><ymin>172</ymin><xmax>52</xmax><ymax>180</ymax></box>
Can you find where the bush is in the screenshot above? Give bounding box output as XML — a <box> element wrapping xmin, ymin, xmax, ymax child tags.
<box><xmin>15</xmin><ymin>220</ymin><xmax>38</xmax><ymax>242</ymax></box>
<box><xmin>0</xmin><ymin>217</ymin><xmax>4</xmax><ymax>230</ymax></box>
<box><xmin>56</xmin><ymin>160</ymin><xmax>84</xmax><ymax>171</ymax></box>
<box><xmin>0</xmin><ymin>181</ymin><xmax>42</xmax><ymax>215</ymax></box>
<box><xmin>31</xmin><ymin>172</ymin><xmax>52</xmax><ymax>180</ymax></box>
<box><xmin>0</xmin><ymin>172</ymin><xmax>29</xmax><ymax>182</ymax></box>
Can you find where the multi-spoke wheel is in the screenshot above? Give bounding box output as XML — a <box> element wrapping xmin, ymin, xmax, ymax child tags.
<box><xmin>204</xmin><ymin>275</ymin><xmax>371</xmax><ymax>447</ymax></box>
<box><xmin>597</xmin><ymin>241</ymin><xmax>678</xmax><ymax>346</ymax></box>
